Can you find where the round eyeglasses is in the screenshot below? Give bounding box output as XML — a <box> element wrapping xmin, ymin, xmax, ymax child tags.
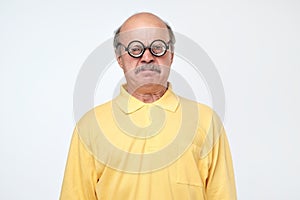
<box><xmin>117</xmin><ymin>39</ymin><xmax>170</xmax><ymax>58</ymax></box>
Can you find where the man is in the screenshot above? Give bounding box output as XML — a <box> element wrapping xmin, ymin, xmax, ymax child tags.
<box><xmin>60</xmin><ymin>12</ymin><xmax>237</xmax><ymax>199</ymax></box>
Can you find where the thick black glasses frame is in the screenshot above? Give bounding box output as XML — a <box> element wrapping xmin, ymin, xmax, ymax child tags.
<box><xmin>117</xmin><ymin>39</ymin><xmax>170</xmax><ymax>58</ymax></box>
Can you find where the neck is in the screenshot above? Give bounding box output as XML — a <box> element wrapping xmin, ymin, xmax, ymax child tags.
<box><xmin>125</xmin><ymin>83</ymin><xmax>168</xmax><ymax>103</ymax></box>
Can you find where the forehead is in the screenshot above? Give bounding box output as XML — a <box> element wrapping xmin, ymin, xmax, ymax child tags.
<box><xmin>116</xmin><ymin>27</ymin><xmax>170</xmax><ymax>45</ymax></box>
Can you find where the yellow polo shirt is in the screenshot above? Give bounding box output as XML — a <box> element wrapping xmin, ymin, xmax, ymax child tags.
<box><xmin>60</xmin><ymin>85</ymin><xmax>237</xmax><ymax>200</ymax></box>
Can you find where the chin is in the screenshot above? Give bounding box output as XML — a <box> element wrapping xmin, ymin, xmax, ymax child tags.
<box><xmin>138</xmin><ymin>81</ymin><xmax>167</xmax><ymax>89</ymax></box>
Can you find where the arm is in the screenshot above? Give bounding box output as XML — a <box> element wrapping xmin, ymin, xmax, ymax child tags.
<box><xmin>205</xmin><ymin>128</ymin><xmax>237</xmax><ymax>200</ymax></box>
<box><xmin>60</xmin><ymin>129</ymin><xmax>99</xmax><ymax>200</ymax></box>
<box><xmin>197</xmin><ymin>108</ymin><xmax>237</xmax><ymax>200</ymax></box>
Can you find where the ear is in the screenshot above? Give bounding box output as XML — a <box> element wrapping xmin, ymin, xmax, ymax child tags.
<box><xmin>117</xmin><ymin>56</ymin><xmax>124</xmax><ymax>69</ymax></box>
<box><xmin>170</xmin><ymin>52</ymin><xmax>174</xmax><ymax>65</ymax></box>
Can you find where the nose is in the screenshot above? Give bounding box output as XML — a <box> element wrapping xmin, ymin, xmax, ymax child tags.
<box><xmin>140</xmin><ymin>48</ymin><xmax>154</xmax><ymax>63</ymax></box>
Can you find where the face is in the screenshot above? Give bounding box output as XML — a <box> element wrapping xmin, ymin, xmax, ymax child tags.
<box><xmin>116</xmin><ymin>28</ymin><xmax>174</xmax><ymax>93</ymax></box>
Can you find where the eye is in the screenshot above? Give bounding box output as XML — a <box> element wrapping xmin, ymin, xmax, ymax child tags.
<box><xmin>128</xmin><ymin>41</ymin><xmax>144</xmax><ymax>56</ymax></box>
<box><xmin>152</xmin><ymin>45</ymin><xmax>165</xmax><ymax>53</ymax></box>
<box><xmin>151</xmin><ymin>40</ymin><xmax>167</xmax><ymax>56</ymax></box>
<box><xmin>130</xmin><ymin>45</ymin><xmax>143</xmax><ymax>54</ymax></box>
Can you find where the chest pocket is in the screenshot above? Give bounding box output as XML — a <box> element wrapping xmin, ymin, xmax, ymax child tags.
<box><xmin>176</xmin><ymin>144</ymin><xmax>203</xmax><ymax>187</ymax></box>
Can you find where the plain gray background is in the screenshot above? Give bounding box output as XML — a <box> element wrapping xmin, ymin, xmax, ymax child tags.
<box><xmin>1</xmin><ymin>0</ymin><xmax>299</xmax><ymax>199</ymax></box>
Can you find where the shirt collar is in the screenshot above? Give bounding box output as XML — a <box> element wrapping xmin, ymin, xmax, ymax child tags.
<box><xmin>113</xmin><ymin>83</ymin><xmax>180</xmax><ymax>114</ymax></box>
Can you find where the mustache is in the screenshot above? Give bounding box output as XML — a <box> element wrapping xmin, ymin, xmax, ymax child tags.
<box><xmin>134</xmin><ymin>64</ymin><xmax>161</xmax><ymax>74</ymax></box>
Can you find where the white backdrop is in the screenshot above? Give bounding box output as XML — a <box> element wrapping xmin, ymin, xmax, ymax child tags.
<box><xmin>1</xmin><ymin>0</ymin><xmax>299</xmax><ymax>199</ymax></box>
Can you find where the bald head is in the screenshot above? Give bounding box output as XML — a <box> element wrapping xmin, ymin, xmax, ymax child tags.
<box><xmin>120</xmin><ymin>12</ymin><xmax>168</xmax><ymax>33</ymax></box>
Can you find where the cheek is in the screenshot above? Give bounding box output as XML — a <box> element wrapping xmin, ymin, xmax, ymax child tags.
<box><xmin>159</xmin><ymin>53</ymin><xmax>173</xmax><ymax>66</ymax></box>
<box><xmin>120</xmin><ymin>56</ymin><xmax>138</xmax><ymax>72</ymax></box>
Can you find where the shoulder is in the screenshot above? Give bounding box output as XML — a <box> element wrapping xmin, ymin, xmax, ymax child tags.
<box><xmin>177</xmin><ymin>95</ymin><xmax>216</xmax><ymax>119</ymax></box>
<box><xmin>76</xmin><ymin>100</ymin><xmax>113</xmax><ymax>129</ymax></box>
<box><xmin>73</xmin><ymin>100</ymin><xmax>114</xmax><ymax>148</ymax></box>
<box><xmin>177</xmin><ymin>95</ymin><xmax>224</xmax><ymax>143</ymax></box>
